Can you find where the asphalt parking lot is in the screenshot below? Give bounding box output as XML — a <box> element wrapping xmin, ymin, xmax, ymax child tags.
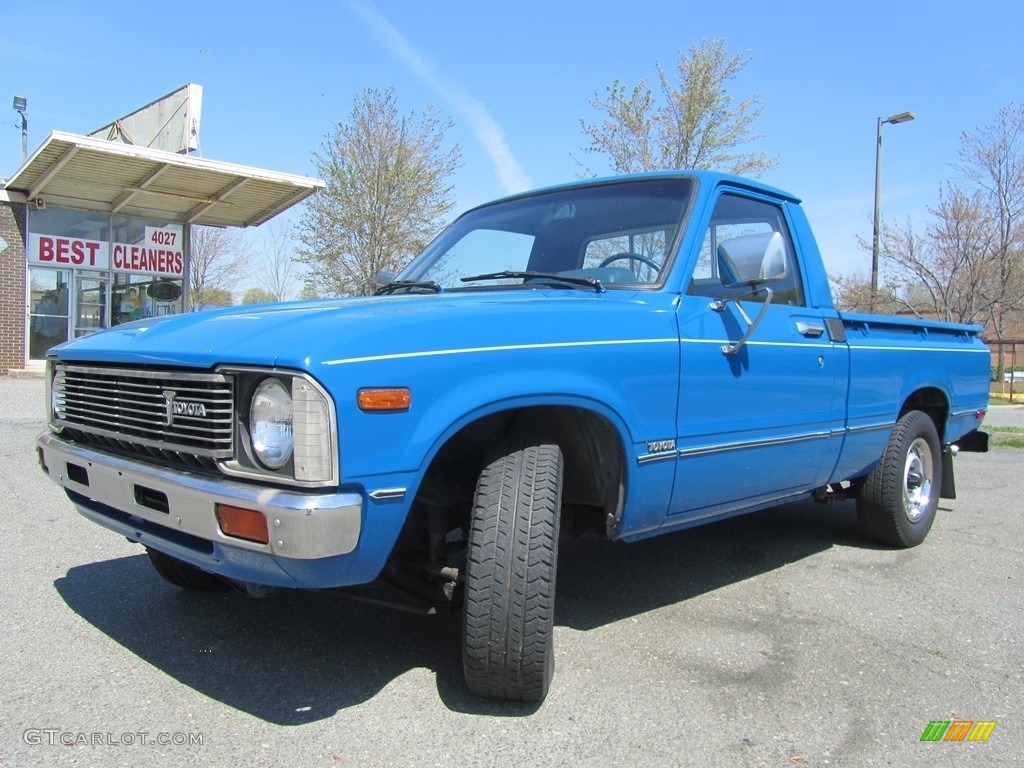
<box><xmin>2</xmin><ymin>375</ymin><xmax>1020</xmax><ymax>767</ymax></box>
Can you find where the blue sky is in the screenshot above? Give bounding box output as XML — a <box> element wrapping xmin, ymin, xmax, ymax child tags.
<box><xmin>3</xmin><ymin>0</ymin><xmax>1023</xmax><ymax>279</ymax></box>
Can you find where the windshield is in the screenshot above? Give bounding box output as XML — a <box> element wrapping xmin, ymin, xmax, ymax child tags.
<box><xmin>400</xmin><ymin>177</ymin><xmax>693</xmax><ymax>290</ymax></box>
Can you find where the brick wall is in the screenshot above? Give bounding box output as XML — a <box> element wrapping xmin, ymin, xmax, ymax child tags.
<box><xmin>0</xmin><ymin>201</ymin><xmax>27</xmax><ymax>373</ymax></box>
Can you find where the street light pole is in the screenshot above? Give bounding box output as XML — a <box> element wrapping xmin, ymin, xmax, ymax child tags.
<box><xmin>870</xmin><ymin>110</ymin><xmax>915</xmax><ymax>312</ymax></box>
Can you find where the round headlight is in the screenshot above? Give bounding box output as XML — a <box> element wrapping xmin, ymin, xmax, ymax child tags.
<box><xmin>250</xmin><ymin>378</ymin><xmax>293</xmax><ymax>469</ymax></box>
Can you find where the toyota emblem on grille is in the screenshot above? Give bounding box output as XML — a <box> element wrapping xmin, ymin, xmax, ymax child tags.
<box><xmin>163</xmin><ymin>390</ymin><xmax>207</xmax><ymax>427</ymax></box>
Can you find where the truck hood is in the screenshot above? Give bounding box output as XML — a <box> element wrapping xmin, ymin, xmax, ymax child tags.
<box><xmin>51</xmin><ymin>290</ymin><xmax>673</xmax><ymax>371</ymax></box>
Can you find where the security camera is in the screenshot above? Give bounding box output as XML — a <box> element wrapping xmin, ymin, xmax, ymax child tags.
<box><xmin>35</xmin><ymin>197</ymin><xmax>45</xmax><ymax>210</ymax></box>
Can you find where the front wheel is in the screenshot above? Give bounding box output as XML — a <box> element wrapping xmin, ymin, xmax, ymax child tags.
<box><xmin>462</xmin><ymin>439</ymin><xmax>563</xmax><ymax>702</ymax></box>
<box><xmin>146</xmin><ymin>548</ymin><xmax>229</xmax><ymax>590</ymax></box>
<box><xmin>856</xmin><ymin>410</ymin><xmax>942</xmax><ymax>547</ymax></box>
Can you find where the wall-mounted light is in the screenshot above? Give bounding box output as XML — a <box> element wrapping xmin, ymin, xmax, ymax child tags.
<box><xmin>12</xmin><ymin>95</ymin><xmax>28</xmax><ymax>162</ymax></box>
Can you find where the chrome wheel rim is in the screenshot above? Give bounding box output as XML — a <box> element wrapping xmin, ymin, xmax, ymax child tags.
<box><xmin>903</xmin><ymin>437</ymin><xmax>934</xmax><ymax>523</ymax></box>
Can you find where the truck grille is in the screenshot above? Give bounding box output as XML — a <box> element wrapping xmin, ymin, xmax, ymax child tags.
<box><xmin>52</xmin><ymin>364</ymin><xmax>234</xmax><ymax>470</ymax></box>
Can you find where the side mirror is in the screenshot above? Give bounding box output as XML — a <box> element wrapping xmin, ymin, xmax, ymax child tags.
<box><xmin>375</xmin><ymin>270</ymin><xmax>396</xmax><ymax>290</ymax></box>
<box><xmin>717</xmin><ymin>231</ymin><xmax>787</xmax><ymax>287</ymax></box>
<box><xmin>711</xmin><ymin>231</ymin><xmax>788</xmax><ymax>355</ymax></box>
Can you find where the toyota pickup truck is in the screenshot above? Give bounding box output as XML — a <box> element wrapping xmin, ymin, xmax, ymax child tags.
<box><xmin>37</xmin><ymin>171</ymin><xmax>991</xmax><ymax>702</ymax></box>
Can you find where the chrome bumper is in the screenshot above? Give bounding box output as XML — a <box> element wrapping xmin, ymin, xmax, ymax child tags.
<box><xmin>37</xmin><ymin>431</ymin><xmax>362</xmax><ymax>560</ymax></box>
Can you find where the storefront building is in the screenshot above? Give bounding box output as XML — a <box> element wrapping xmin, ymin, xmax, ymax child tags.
<box><xmin>1</xmin><ymin>131</ymin><xmax>322</xmax><ymax>374</ymax></box>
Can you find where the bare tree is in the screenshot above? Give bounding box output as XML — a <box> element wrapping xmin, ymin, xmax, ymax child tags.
<box><xmin>189</xmin><ymin>226</ymin><xmax>245</xmax><ymax>309</ymax></box>
<box><xmin>295</xmin><ymin>87</ymin><xmax>461</xmax><ymax>296</ymax></box>
<box><xmin>925</xmin><ymin>185</ymin><xmax>997</xmax><ymax>323</ymax></box>
<box><xmin>850</xmin><ymin>186</ymin><xmax>995</xmax><ymax>323</ymax></box>
<box><xmin>859</xmin><ymin>104</ymin><xmax>1024</xmax><ymax>361</ymax></box>
<box><xmin>579</xmin><ymin>38</ymin><xmax>776</xmax><ymax>177</ymax></box>
<box><xmin>254</xmin><ymin>220</ymin><xmax>296</xmax><ymax>301</ymax></box>
<box><xmin>871</xmin><ymin>214</ymin><xmax>974</xmax><ymax>322</ymax></box>
<box><xmin>955</xmin><ymin>103</ymin><xmax>1024</xmax><ymax>354</ymax></box>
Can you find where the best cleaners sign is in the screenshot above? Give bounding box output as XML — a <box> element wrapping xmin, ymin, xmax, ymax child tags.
<box><xmin>29</xmin><ymin>225</ymin><xmax>185</xmax><ymax>277</ymax></box>
<box><xmin>29</xmin><ymin>234</ymin><xmax>108</xmax><ymax>269</ymax></box>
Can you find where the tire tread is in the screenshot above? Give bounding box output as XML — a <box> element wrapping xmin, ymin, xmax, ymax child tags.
<box><xmin>463</xmin><ymin>439</ymin><xmax>563</xmax><ymax>701</ymax></box>
<box><xmin>857</xmin><ymin>410</ymin><xmax>940</xmax><ymax>548</ymax></box>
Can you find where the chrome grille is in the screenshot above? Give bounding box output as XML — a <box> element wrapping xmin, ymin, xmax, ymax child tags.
<box><xmin>52</xmin><ymin>364</ymin><xmax>234</xmax><ymax>460</ymax></box>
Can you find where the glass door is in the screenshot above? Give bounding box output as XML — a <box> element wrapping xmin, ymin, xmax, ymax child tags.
<box><xmin>74</xmin><ymin>271</ymin><xmax>110</xmax><ymax>337</ymax></box>
<box><xmin>27</xmin><ymin>268</ymin><xmax>70</xmax><ymax>361</ymax></box>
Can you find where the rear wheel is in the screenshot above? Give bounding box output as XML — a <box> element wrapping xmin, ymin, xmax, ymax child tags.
<box><xmin>462</xmin><ymin>439</ymin><xmax>563</xmax><ymax>701</ymax></box>
<box><xmin>146</xmin><ymin>548</ymin><xmax>229</xmax><ymax>591</ymax></box>
<box><xmin>856</xmin><ymin>410</ymin><xmax>941</xmax><ymax>547</ymax></box>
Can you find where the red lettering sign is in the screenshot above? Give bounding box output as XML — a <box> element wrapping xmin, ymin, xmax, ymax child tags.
<box><xmin>35</xmin><ymin>236</ymin><xmax>104</xmax><ymax>267</ymax></box>
<box><xmin>110</xmin><ymin>242</ymin><xmax>183</xmax><ymax>276</ymax></box>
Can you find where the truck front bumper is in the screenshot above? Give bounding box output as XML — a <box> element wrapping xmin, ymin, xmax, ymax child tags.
<box><xmin>37</xmin><ymin>431</ymin><xmax>368</xmax><ymax>587</ymax></box>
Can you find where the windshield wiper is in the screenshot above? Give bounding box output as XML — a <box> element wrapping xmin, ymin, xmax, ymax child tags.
<box><xmin>374</xmin><ymin>280</ymin><xmax>443</xmax><ymax>295</ymax></box>
<box><xmin>459</xmin><ymin>270</ymin><xmax>605</xmax><ymax>293</ymax></box>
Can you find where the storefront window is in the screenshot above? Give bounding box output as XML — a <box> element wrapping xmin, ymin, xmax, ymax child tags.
<box><xmin>31</xmin><ymin>207</ymin><xmax>109</xmax><ymax>242</ymax></box>
<box><xmin>25</xmin><ymin>207</ymin><xmax>187</xmax><ymax>346</ymax></box>
<box><xmin>110</xmin><ymin>215</ymin><xmax>185</xmax><ymax>325</ymax></box>
<box><xmin>112</xmin><ymin>274</ymin><xmax>183</xmax><ymax>324</ymax></box>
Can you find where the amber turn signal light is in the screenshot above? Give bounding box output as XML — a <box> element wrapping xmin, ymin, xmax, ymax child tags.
<box><xmin>358</xmin><ymin>387</ymin><xmax>411</xmax><ymax>412</ymax></box>
<box><xmin>215</xmin><ymin>504</ymin><xmax>270</xmax><ymax>544</ymax></box>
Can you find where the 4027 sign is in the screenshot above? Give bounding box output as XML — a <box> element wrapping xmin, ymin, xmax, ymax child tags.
<box><xmin>145</xmin><ymin>225</ymin><xmax>182</xmax><ymax>247</ymax></box>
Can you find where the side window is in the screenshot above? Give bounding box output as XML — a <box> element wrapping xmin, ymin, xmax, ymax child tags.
<box><xmin>688</xmin><ymin>194</ymin><xmax>805</xmax><ymax>306</ymax></box>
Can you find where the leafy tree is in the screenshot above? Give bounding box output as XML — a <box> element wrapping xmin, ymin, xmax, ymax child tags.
<box><xmin>831</xmin><ymin>273</ymin><xmax>899</xmax><ymax>314</ymax></box>
<box><xmin>192</xmin><ymin>286</ymin><xmax>234</xmax><ymax>309</ymax></box>
<box><xmin>189</xmin><ymin>226</ymin><xmax>245</xmax><ymax>309</ymax></box>
<box><xmin>295</xmin><ymin>87</ymin><xmax>461</xmax><ymax>296</ymax></box>
<box><xmin>579</xmin><ymin>38</ymin><xmax>776</xmax><ymax>177</ymax></box>
<box><xmin>241</xmin><ymin>287</ymin><xmax>277</xmax><ymax>305</ymax></box>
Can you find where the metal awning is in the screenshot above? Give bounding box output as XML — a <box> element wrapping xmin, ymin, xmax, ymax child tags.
<box><xmin>3</xmin><ymin>130</ymin><xmax>324</xmax><ymax>227</ymax></box>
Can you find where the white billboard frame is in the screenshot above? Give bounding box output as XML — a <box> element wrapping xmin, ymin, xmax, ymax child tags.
<box><xmin>90</xmin><ymin>83</ymin><xmax>202</xmax><ymax>155</ymax></box>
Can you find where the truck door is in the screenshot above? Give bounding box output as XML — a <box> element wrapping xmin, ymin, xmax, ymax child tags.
<box><xmin>669</xmin><ymin>191</ymin><xmax>843</xmax><ymax>521</ymax></box>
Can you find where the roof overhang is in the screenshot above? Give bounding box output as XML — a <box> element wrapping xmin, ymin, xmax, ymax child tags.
<box><xmin>3</xmin><ymin>130</ymin><xmax>324</xmax><ymax>227</ymax></box>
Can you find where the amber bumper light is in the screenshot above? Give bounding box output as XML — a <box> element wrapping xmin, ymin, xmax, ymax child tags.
<box><xmin>216</xmin><ymin>504</ymin><xmax>270</xmax><ymax>544</ymax></box>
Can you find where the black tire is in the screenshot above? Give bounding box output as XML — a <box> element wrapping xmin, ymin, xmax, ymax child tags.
<box><xmin>856</xmin><ymin>410</ymin><xmax>942</xmax><ymax>548</ymax></box>
<box><xmin>146</xmin><ymin>548</ymin><xmax>229</xmax><ymax>591</ymax></box>
<box><xmin>463</xmin><ymin>439</ymin><xmax>563</xmax><ymax>702</ymax></box>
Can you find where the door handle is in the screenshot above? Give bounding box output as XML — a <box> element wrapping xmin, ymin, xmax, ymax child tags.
<box><xmin>796</xmin><ymin>321</ymin><xmax>825</xmax><ymax>338</ymax></box>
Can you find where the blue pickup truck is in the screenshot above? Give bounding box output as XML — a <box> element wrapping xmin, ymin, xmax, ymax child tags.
<box><xmin>37</xmin><ymin>172</ymin><xmax>990</xmax><ymax>702</ymax></box>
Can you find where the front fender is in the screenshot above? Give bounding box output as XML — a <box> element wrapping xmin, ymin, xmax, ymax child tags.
<box><xmin>323</xmin><ymin>338</ymin><xmax>679</xmax><ymax>487</ymax></box>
